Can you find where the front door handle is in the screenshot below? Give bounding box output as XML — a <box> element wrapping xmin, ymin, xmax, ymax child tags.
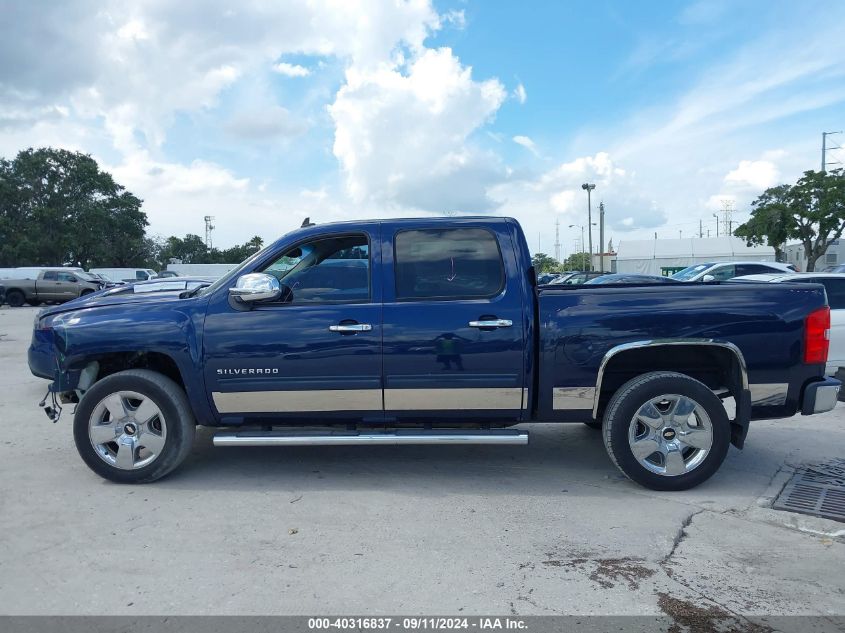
<box><xmin>468</xmin><ymin>319</ymin><xmax>513</xmax><ymax>328</ymax></box>
<box><xmin>329</xmin><ymin>323</ymin><xmax>373</xmax><ymax>333</ymax></box>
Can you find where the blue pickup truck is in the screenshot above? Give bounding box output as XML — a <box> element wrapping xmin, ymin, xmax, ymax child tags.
<box><xmin>29</xmin><ymin>217</ymin><xmax>840</xmax><ymax>490</ymax></box>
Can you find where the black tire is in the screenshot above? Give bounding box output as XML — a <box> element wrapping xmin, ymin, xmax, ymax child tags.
<box><xmin>6</xmin><ymin>289</ymin><xmax>25</xmax><ymax>307</ymax></box>
<box><xmin>73</xmin><ymin>369</ymin><xmax>196</xmax><ymax>483</ymax></box>
<box><xmin>602</xmin><ymin>371</ymin><xmax>730</xmax><ymax>491</ymax></box>
<box><xmin>26</xmin><ymin>299</ymin><xmax>42</xmax><ymax>306</ymax></box>
<box><xmin>80</xmin><ymin>289</ymin><xmax>94</xmax><ymax>296</ymax></box>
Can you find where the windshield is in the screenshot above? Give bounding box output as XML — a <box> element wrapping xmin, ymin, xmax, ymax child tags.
<box><xmin>670</xmin><ymin>264</ymin><xmax>710</xmax><ymax>280</ymax></box>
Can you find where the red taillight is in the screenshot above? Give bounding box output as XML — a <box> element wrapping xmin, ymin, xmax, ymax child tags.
<box><xmin>804</xmin><ymin>306</ymin><xmax>830</xmax><ymax>365</ymax></box>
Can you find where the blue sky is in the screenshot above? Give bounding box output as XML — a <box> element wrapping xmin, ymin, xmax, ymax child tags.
<box><xmin>1</xmin><ymin>0</ymin><xmax>843</xmax><ymax>257</ymax></box>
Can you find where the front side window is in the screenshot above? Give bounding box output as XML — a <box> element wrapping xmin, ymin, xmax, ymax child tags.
<box><xmin>394</xmin><ymin>228</ymin><xmax>504</xmax><ymax>300</ymax></box>
<box><xmin>261</xmin><ymin>234</ymin><xmax>370</xmax><ymax>304</ymax></box>
<box><xmin>43</xmin><ymin>271</ymin><xmax>58</xmax><ymax>281</ymax></box>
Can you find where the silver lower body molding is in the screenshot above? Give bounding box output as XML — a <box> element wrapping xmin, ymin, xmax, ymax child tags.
<box><xmin>213</xmin><ymin>429</ymin><xmax>529</xmax><ymax>447</ymax></box>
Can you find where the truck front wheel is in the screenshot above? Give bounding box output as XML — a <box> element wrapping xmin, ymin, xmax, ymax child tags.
<box><xmin>5</xmin><ymin>290</ymin><xmax>25</xmax><ymax>307</ymax></box>
<box><xmin>73</xmin><ymin>369</ymin><xmax>196</xmax><ymax>483</ymax></box>
<box><xmin>602</xmin><ymin>371</ymin><xmax>730</xmax><ymax>491</ymax></box>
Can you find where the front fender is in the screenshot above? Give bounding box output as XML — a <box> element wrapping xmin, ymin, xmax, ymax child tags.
<box><xmin>29</xmin><ymin>299</ymin><xmax>212</xmax><ymax>423</ymax></box>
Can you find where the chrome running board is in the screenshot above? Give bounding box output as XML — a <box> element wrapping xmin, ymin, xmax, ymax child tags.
<box><xmin>213</xmin><ymin>429</ymin><xmax>528</xmax><ymax>447</ymax></box>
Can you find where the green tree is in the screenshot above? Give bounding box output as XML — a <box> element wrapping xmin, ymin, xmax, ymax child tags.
<box><xmin>735</xmin><ymin>169</ymin><xmax>845</xmax><ymax>271</ymax></box>
<box><xmin>733</xmin><ymin>184</ymin><xmax>792</xmax><ymax>263</ymax></box>
<box><xmin>531</xmin><ymin>252</ymin><xmax>560</xmax><ymax>273</ymax></box>
<box><xmin>0</xmin><ymin>147</ymin><xmax>147</xmax><ymax>268</ymax></box>
<box><xmin>563</xmin><ymin>251</ymin><xmax>591</xmax><ymax>271</ymax></box>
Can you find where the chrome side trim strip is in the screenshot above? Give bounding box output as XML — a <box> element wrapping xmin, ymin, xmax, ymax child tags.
<box><xmin>553</xmin><ymin>386</ymin><xmax>596</xmax><ymax>410</ymax></box>
<box><xmin>749</xmin><ymin>383</ymin><xmax>789</xmax><ymax>406</ymax></box>
<box><xmin>212</xmin><ymin>389</ymin><xmax>382</xmax><ymax>413</ymax></box>
<box><xmin>214</xmin><ymin>431</ymin><xmax>529</xmax><ymax>447</ymax></box>
<box><xmin>384</xmin><ymin>388</ymin><xmax>523</xmax><ymax>410</ymax></box>
<box><xmin>592</xmin><ymin>339</ymin><xmax>749</xmax><ymax>418</ymax></box>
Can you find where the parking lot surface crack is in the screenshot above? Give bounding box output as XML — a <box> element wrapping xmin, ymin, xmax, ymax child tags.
<box><xmin>662</xmin><ymin>508</ymin><xmax>705</xmax><ymax>565</ymax></box>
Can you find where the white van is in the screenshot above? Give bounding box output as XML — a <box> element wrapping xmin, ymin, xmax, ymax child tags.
<box><xmin>89</xmin><ymin>268</ymin><xmax>158</xmax><ymax>282</ymax></box>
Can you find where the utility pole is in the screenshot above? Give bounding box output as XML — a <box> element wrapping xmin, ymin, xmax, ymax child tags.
<box><xmin>203</xmin><ymin>215</ymin><xmax>215</xmax><ymax>249</ymax></box>
<box><xmin>822</xmin><ymin>131</ymin><xmax>842</xmax><ymax>172</ymax></box>
<box><xmin>598</xmin><ymin>202</ymin><xmax>605</xmax><ymax>273</ymax></box>
<box><xmin>554</xmin><ymin>218</ymin><xmax>561</xmax><ymax>264</ymax></box>
<box><xmin>712</xmin><ymin>213</ymin><xmax>719</xmax><ymax>237</ymax></box>
<box><xmin>581</xmin><ymin>183</ymin><xmax>596</xmax><ymax>271</ymax></box>
<box><xmin>699</xmin><ymin>219</ymin><xmax>703</xmax><ymax>239</ymax></box>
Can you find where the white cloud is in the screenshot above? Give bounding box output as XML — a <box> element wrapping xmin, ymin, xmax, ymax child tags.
<box><xmin>514</xmin><ymin>83</ymin><xmax>527</xmax><ymax>104</ymax></box>
<box><xmin>329</xmin><ymin>47</ymin><xmax>506</xmax><ymax>212</ymax></box>
<box><xmin>512</xmin><ymin>135</ymin><xmax>538</xmax><ymax>155</ymax></box>
<box><xmin>224</xmin><ymin>105</ymin><xmax>308</xmax><ymax>141</ymax></box>
<box><xmin>272</xmin><ymin>62</ymin><xmax>311</xmax><ymax>77</ymax></box>
<box><xmin>442</xmin><ymin>10</ymin><xmax>466</xmax><ymax>29</ymax></box>
<box><xmin>724</xmin><ymin>159</ymin><xmax>780</xmax><ymax>190</ymax></box>
<box><xmin>490</xmin><ymin>152</ymin><xmax>666</xmax><ymax>257</ymax></box>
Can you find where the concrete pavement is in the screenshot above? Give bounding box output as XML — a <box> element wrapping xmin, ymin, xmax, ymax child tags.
<box><xmin>1</xmin><ymin>305</ymin><xmax>843</xmax><ymax>626</ymax></box>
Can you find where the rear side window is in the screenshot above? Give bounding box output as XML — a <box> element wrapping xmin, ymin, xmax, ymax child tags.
<box><xmin>822</xmin><ymin>279</ymin><xmax>845</xmax><ymax>309</ymax></box>
<box><xmin>792</xmin><ymin>278</ymin><xmax>845</xmax><ymax>309</ymax></box>
<box><xmin>394</xmin><ymin>228</ymin><xmax>505</xmax><ymax>300</ymax></box>
<box><xmin>736</xmin><ymin>264</ymin><xmax>772</xmax><ymax>276</ymax></box>
<box><xmin>43</xmin><ymin>271</ymin><xmax>58</xmax><ymax>281</ymax></box>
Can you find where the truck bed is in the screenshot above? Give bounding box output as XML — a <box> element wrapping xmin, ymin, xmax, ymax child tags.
<box><xmin>536</xmin><ymin>281</ymin><xmax>827</xmax><ymax>421</ymax></box>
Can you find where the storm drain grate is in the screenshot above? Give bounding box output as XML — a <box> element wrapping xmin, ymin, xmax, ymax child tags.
<box><xmin>773</xmin><ymin>459</ymin><xmax>845</xmax><ymax>522</ymax></box>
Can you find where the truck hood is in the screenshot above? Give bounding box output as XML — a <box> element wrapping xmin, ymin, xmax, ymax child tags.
<box><xmin>38</xmin><ymin>284</ymin><xmax>204</xmax><ymax>318</ymax></box>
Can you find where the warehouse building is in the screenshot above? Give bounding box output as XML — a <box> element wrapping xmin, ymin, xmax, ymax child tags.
<box><xmin>784</xmin><ymin>240</ymin><xmax>843</xmax><ymax>272</ymax></box>
<box><xmin>615</xmin><ymin>236</ymin><xmax>777</xmax><ymax>276</ymax></box>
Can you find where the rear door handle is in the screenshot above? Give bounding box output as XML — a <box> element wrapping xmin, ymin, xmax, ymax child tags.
<box><xmin>329</xmin><ymin>323</ymin><xmax>373</xmax><ymax>333</ymax></box>
<box><xmin>468</xmin><ymin>319</ymin><xmax>513</xmax><ymax>328</ymax></box>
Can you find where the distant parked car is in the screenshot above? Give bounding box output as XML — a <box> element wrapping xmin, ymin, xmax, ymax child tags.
<box><xmin>822</xmin><ymin>264</ymin><xmax>845</xmax><ymax>273</ymax></box>
<box><xmin>671</xmin><ymin>261</ymin><xmax>795</xmax><ymax>282</ymax></box>
<box><xmin>89</xmin><ymin>268</ymin><xmax>158</xmax><ymax>282</ymax></box>
<box><xmin>2</xmin><ymin>269</ymin><xmax>104</xmax><ymax>307</ymax></box>
<box><xmin>537</xmin><ymin>272</ymin><xmax>561</xmax><ymax>284</ymax></box>
<box><xmin>86</xmin><ymin>272</ymin><xmax>123</xmax><ymax>288</ymax></box>
<box><xmin>731</xmin><ymin>272</ymin><xmax>845</xmax><ymax>378</ymax></box>
<box><xmin>584</xmin><ymin>274</ymin><xmax>680</xmax><ymax>285</ymax></box>
<box><xmin>0</xmin><ymin>283</ymin><xmax>5</xmax><ymax>306</ymax></box>
<box><xmin>551</xmin><ymin>271</ymin><xmax>607</xmax><ymax>285</ymax></box>
<box><xmin>156</xmin><ymin>270</ymin><xmax>180</xmax><ymax>278</ymax></box>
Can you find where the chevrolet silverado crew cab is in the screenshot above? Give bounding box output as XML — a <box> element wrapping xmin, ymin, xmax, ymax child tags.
<box><xmin>28</xmin><ymin>217</ymin><xmax>841</xmax><ymax>490</ymax></box>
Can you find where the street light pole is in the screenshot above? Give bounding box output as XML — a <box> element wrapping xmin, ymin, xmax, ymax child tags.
<box><xmin>569</xmin><ymin>223</ymin><xmax>596</xmax><ymax>271</ymax></box>
<box><xmin>712</xmin><ymin>213</ymin><xmax>719</xmax><ymax>237</ymax></box>
<box><xmin>581</xmin><ymin>183</ymin><xmax>596</xmax><ymax>271</ymax></box>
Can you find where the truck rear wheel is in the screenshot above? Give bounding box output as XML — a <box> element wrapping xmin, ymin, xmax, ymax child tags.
<box><xmin>602</xmin><ymin>371</ymin><xmax>730</xmax><ymax>491</ymax></box>
<box><xmin>5</xmin><ymin>289</ymin><xmax>25</xmax><ymax>307</ymax></box>
<box><xmin>73</xmin><ymin>369</ymin><xmax>195</xmax><ymax>483</ymax></box>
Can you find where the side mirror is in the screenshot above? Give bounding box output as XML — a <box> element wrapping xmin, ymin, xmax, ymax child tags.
<box><xmin>702</xmin><ymin>274</ymin><xmax>716</xmax><ymax>282</ymax></box>
<box><xmin>229</xmin><ymin>273</ymin><xmax>281</xmax><ymax>303</ymax></box>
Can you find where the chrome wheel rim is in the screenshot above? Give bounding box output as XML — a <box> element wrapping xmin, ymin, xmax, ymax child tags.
<box><xmin>627</xmin><ymin>394</ymin><xmax>713</xmax><ymax>477</ymax></box>
<box><xmin>88</xmin><ymin>390</ymin><xmax>167</xmax><ymax>470</ymax></box>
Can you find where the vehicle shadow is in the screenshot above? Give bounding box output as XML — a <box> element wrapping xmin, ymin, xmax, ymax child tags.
<box><xmin>147</xmin><ymin>422</ymin><xmax>787</xmax><ymax>501</ymax></box>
